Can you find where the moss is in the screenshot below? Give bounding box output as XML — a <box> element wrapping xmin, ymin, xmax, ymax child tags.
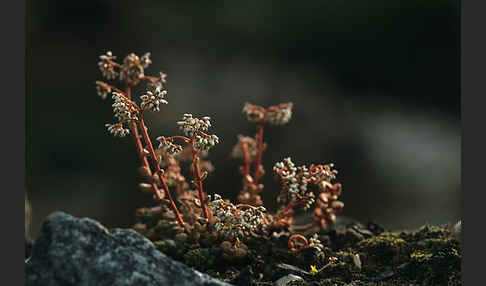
<box><xmin>153</xmin><ymin>239</ymin><xmax>187</xmax><ymax>260</ymax></box>
<box><xmin>404</xmin><ymin>243</ymin><xmax>461</xmax><ymax>284</ymax></box>
<box><xmin>357</xmin><ymin>232</ymin><xmax>407</xmax><ymax>266</ymax></box>
<box><xmin>146</xmin><ymin>222</ymin><xmax>460</xmax><ymax>285</ymax></box>
<box><xmin>183</xmin><ymin>248</ymin><xmax>215</xmax><ymax>271</ymax></box>
<box><xmin>410</xmin><ymin>250</ymin><xmax>433</xmax><ymax>262</ymax></box>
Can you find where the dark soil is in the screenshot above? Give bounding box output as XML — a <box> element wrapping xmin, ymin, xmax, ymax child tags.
<box><xmin>142</xmin><ymin>218</ymin><xmax>461</xmax><ymax>285</ymax></box>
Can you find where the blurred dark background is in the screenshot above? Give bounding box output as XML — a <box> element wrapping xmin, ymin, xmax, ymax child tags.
<box><xmin>26</xmin><ymin>0</ymin><xmax>460</xmax><ymax>237</ymax></box>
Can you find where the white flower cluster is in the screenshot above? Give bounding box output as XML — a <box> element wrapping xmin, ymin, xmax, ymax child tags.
<box><xmin>95</xmin><ymin>81</ymin><xmax>111</xmax><ymax>100</ymax></box>
<box><xmin>194</xmin><ymin>134</ymin><xmax>220</xmax><ymax>151</ymax></box>
<box><xmin>274</xmin><ymin>158</ymin><xmax>307</xmax><ymax>198</ymax></box>
<box><xmin>177</xmin><ymin>114</ymin><xmax>211</xmax><ymax>137</ymax></box>
<box><xmin>156</xmin><ymin>136</ymin><xmax>183</xmax><ymax>155</ymax></box>
<box><xmin>208</xmin><ymin>194</ymin><xmax>267</xmax><ymax>240</ymax></box>
<box><xmin>176</xmin><ymin>114</ymin><xmax>220</xmax><ymax>151</ymax></box>
<box><xmin>311</xmin><ymin>164</ymin><xmax>338</xmax><ymax>189</ymax></box>
<box><xmin>120</xmin><ymin>53</ymin><xmax>145</xmax><ymax>84</ymax></box>
<box><xmin>98</xmin><ymin>51</ymin><xmax>118</xmax><ymax>80</ymax></box>
<box><xmin>140</xmin><ymin>86</ymin><xmax>168</xmax><ymax>112</ymax></box>
<box><xmin>105</xmin><ymin>123</ymin><xmax>130</xmax><ymax>137</ymax></box>
<box><xmin>266</xmin><ymin>103</ymin><xmax>293</xmax><ymax>125</ymax></box>
<box><xmin>111</xmin><ymin>92</ymin><xmax>139</xmax><ymax>121</ymax></box>
<box><xmin>273</xmin><ymin>157</ymin><xmax>315</xmax><ymax>210</ymax></box>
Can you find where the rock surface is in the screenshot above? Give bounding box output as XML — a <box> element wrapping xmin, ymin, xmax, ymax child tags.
<box><xmin>274</xmin><ymin>274</ymin><xmax>304</xmax><ymax>286</ymax></box>
<box><xmin>26</xmin><ymin>211</ymin><xmax>232</xmax><ymax>286</ymax></box>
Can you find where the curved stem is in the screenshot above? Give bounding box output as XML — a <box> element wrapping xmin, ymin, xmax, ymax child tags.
<box><xmin>139</xmin><ymin>118</ymin><xmax>187</xmax><ymax>232</ymax></box>
<box><xmin>276</xmin><ymin>200</ymin><xmax>296</xmax><ymax>220</ymax></box>
<box><xmin>167</xmin><ymin>136</ymin><xmax>191</xmax><ymax>144</ymax></box>
<box><xmin>291</xmin><ymin>223</ymin><xmax>317</xmax><ymax>233</ymax></box>
<box><xmin>191</xmin><ymin>142</ymin><xmax>209</xmax><ymax>219</ymax></box>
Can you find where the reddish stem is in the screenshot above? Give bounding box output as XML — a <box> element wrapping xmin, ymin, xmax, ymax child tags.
<box><xmin>125</xmin><ymin>85</ymin><xmax>164</xmax><ymax>199</ymax></box>
<box><xmin>125</xmin><ymin>83</ymin><xmax>132</xmax><ymax>99</ymax></box>
<box><xmin>241</xmin><ymin>142</ymin><xmax>251</xmax><ymax>176</ymax></box>
<box><xmin>167</xmin><ymin>136</ymin><xmax>191</xmax><ymax>143</ymax></box>
<box><xmin>253</xmin><ymin>121</ymin><xmax>265</xmax><ymax>182</ymax></box>
<box><xmin>276</xmin><ymin>200</ymin><xmax>296</xmax><ymax>220</ymax></box>
<box><xmin>288</xmin><ymin>234</ymin><xmax>309</xmax><ymax>253</ymax></box>
<box><xmin>138</xmin><ymin>118</ymin><xmax>187</xmax><ymax>232</ymax></box>
<box><xmin>191</xmin><ymin>143</ymin><xmax>209</xmax><ymax>219</ymax></box>
<box><xmin>291</xmin><ymin>223</ymin><xmax>317</xmax><ymax>233</ymax></box>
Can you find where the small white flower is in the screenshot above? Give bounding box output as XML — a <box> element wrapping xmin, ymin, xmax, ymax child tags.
<box><xmin>140</xmin><ymin>87</ymin><xmax>168</xmax><ymax>112</ymax></box>
<box><xmin>140</xmin><ymin>52</ymin><xmax>152</xmax><ymax>68</ymax></box>
<box><xmin>156</xmin><ymin>136</ymin><xmax>183</xmax><ymax>155</ymax></box>
<box><xmin>95</xmin><ymin>81</ymin><xmax>111</xmax><ymax>100</ymax></box>
<box><xmin>98</xmin><ymin>51</ymin><xmax>118</xmax><ymax>80</ymax></box>
<box><xmin>105</xmin><ymin>123</ymin><xmax>130</xmax><ymax>137</ymax></box>
<box><xmin>111</xmin><ymin>92</ymin><xmax>139</xmax><ymax>121</ymax></box>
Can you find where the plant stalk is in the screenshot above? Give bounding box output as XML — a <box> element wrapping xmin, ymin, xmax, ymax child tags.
<box><xmin>191</xmin><ymin>145</ymin><xmax>209</xmax><ymax>219</ymax></box>
<box><xmin>125</xmin><ymin>85</ymin><xmax>164</xmax><ymax>199</ymax></box>
<box><xmin>138</xmin><ymin>118</ymin><xmax>187</xmax><ymax>231</ymax></box>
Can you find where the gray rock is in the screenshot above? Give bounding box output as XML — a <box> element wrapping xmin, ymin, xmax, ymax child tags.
<box><xmin>274</xmin><ymin>274</ymin><xmax>303</xmax><ymax>286</ymax></box>
<box><xmin>26</xmin><ymin>211</ymin><xmax>232</xmax><ymax>286</ymax></box>
<box><xmin>274</xmin><ymin>263</ymin><xmax>309</xmax><ymax>276</ymax></box>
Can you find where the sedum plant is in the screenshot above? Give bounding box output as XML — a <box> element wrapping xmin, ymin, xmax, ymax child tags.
<box><xmin>96</xmin><ymin>50</ymin><xmax>344</xmax><ymax>257</ymax></box>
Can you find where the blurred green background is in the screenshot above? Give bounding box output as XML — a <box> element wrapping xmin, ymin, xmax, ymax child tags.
<box><xmin>26</xmin><ymin>0</ymin><xmax>460</xmax><ymax>236</ymax></box>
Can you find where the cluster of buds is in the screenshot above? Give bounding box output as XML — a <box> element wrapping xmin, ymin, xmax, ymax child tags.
<box><xmin>98</xmin><ymin>51</ymin><xmax>118</xmax><ymax>80</ymax></box>
<box><xmin>265</xmin><ymin>103</ymin><xmax>293</xmax><ymax>125</ymax></box>
<box><xmin>310</xmin><ymin>164</ymin><xmax>338</xmax><ymax>184</ymax></box>
<box><xmin>105</xmin><ymin>92</ymin><xmax>140</xmax><ymax>138</ymax></box>
<box><xmin>274</xmin><ymin>158</ymin><xmax>340</xmax><ymax>212</ymax></box>
<box><xmin>105</xmin><ymin>123</ymin><xmax>130</xmax><ymax>137</ymax></box>
<box><xmin>174</xmin><ymin>114</ymin><xmax>219</xmax><ymax>152</ymax></box>
<box><xmin>97</xmin><ymin>51</ymin><xmax>163</xmax><ymax>89</ymax></box>
<box><xmin>273</xmin><ymin>157</ymin><xmax>343</xmax><ymax>231</ymax></box>
<box><xmin>312</xmin><ymin>182</ymin><xmax>344</xmax><ymax>228</ymax></box>
<box><xmin>177</xmin><ymin>114</ymin><xmax>212</xmax><ymax>137</ymax></box>
<box><xmin>120</xmin><ymin>52</ymin><xmax>150</xmax><ymax>85</ymax></box>
<box><xmin>242</xmin><ymin>102</ymin><xmax>293</xmax><ymax>125</ymax></box>
<box><xmin>274</xmin><ymin>158</ymin><xmax>314</xmax><ymax>209</ymax></box>
<box><xmin>140</xmin><ymin>86</ymin><xmax>168</xmax><ymax>112</ymax></box>
<box><xmin>242</xmin><ymin>103</ymin><xmax>265</xmax><ymax>123</ymax></box>
<box><xmin>111</xmin><ymin>92</ymin><xmax>139</xmax><ymax>121</ymax></box>
<box><xmin>95</xmin><ymin>81</ymin><xmax>112</xmax><ymax>100</ymax></box>
<box><xmin>156</xmin><ymin>136</ymin><xmax>183</xmax><ymax>155</ymax></box>
<box><xmin>208</xmin><ymin>194</ymin><xmax>268</xmax><ymax>241</ymax></box>
<box><xmin>194</xmin><ymin>134</ymin><xmax>220</xmax><ymax>151</ymax></box>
